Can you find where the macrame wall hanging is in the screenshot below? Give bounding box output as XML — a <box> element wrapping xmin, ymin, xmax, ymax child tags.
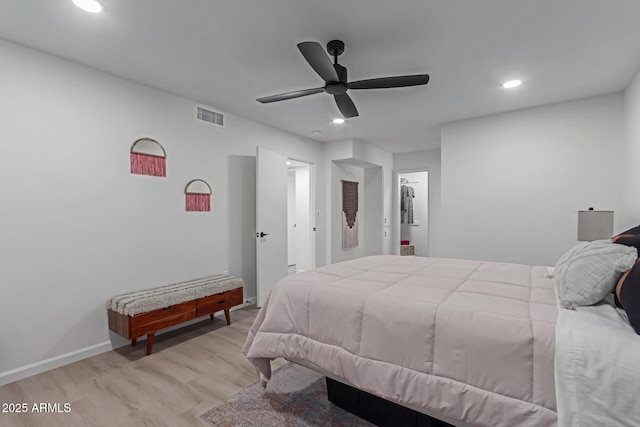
<box><xmin>341</xmin><ymin>180</ymin><xmax>359</xmax><ymax>249</ymax></box>
<box><xmin>185</xmin><ymin>179</ymin><xmax>212</xmax><ymax>212</ymax></box>
<box><xmin>130</xmin><ymin>137</ymin><xmax>167</xmax><ymax>177</ymax></box>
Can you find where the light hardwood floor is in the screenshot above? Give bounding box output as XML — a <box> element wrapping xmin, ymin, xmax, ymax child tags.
<box><xmin>0</xmin><ymin>306</ymin><xmax>284</xmax><ymax>427</ymax></box>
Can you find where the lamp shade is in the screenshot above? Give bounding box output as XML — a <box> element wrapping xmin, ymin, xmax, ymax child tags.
<box><xmin>577</xmin><ymin>210</ymin><xmax>614</xmax><ymax>241</ymax></box>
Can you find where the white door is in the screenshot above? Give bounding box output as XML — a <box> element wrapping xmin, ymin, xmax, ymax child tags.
<box><xmin>287</xmin><ymin>171</ymin><xmax>297</xmax><ymax>267</ymax></box>
<box><xmin>256</xmin><ymin>146</ymin><xmax>288</xmax><ymax>307</ymax></box>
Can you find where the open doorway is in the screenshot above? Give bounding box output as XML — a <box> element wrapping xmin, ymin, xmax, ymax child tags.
<box><xmin>287</xmin><ymin>159</ymin><xmax>314</xmax><ymax>273</ymax></box>
<box><xmin>397</xmin><ymin>170</ymin><xmax>429</xmax><ymax>256</ymax></box>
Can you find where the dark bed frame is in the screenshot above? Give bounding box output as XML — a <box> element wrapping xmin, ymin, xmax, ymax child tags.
<box><xmin>326</xmin><ymin>377</ymin><xmax>455</xmax><ymax>427</ymax></box>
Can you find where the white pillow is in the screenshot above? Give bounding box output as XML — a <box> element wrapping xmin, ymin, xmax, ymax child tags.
<box><xmin>554</xmin><ymin>240</ymin><xmax>637</xmax><ymax>309</ymax></box>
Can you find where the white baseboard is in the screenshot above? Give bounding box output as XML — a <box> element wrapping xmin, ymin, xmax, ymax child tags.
<box><xmin>0</xmin><ymin>301</ymin><xmax>258</xmax><ymax>387</ymax></box>
<box><xmin>0</xmin><ymin>341</ymin><xmax>113</xmax><ymax>387</ymax></box>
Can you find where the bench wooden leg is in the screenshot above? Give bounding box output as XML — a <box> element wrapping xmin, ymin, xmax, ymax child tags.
<box><xmin>210</xmin><ymin>313</ymin><xmax>214</xmax><ymax>320</ymax></box>
<box><xmin>224</xmin><ymin>309</ymin><xmax>231</xmax><ymax>325</ymax></box>
<box><xmin>131</xmin><ymin>337</ymin><xmax>137</xmax><ymax>347</ymax></box>
<box><xmin>146</xmin><ymin>333</ymin><xmax>155</xmax><ymax>355</ymax></box>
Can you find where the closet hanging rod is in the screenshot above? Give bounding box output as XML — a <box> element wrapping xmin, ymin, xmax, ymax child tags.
<box><xmin>400</xmin><ymin>177</ymin><xmax>419</xmax><ymax>183</ymax></box>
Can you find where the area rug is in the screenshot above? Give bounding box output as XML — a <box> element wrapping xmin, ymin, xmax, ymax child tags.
<box><xmin>201</xmin><ymin>362</ymin><xmax>374</xmax><ymax>426</ymax></box>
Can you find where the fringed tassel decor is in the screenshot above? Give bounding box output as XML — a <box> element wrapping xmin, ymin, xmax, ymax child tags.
<box><xmin>341</xmin><ymin>180</ymin><xmax>359</xmax><ymax>249</ymax></box>
<box><xmin>130</xmin><ymin>152</ymin><xmax>167</xmax><ymax>177</ymax></box>
<box><xmin>184</xmin><ymin>179</ymin><xmax>213</xmax><ymax>212</ymax></box>
<box><xmin>130</xmin><ymin>138</ymin><xmax>167</xmax><ymax>177</ymax></box>
<box><xmin>342</xmin><ymin>213</ymin><xmax>358</xmax><ymax>249</ymax></box>
<box><xmin>185</xmin><ymin>193</ymin><xmax>211</xmax><ymax>212</ymax></box>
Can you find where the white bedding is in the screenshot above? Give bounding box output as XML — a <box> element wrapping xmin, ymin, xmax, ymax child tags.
<box><xmin>555</xmin><ymin>296</ymin><xmax>640</xmax><ymax>426</ymax></box>
<box><xmin>243</xmin><ymin>256</ymin><xmax>640</xmax><ymax>425</ymax></box>
<box><xmin>243</xmin><ymin>255</ymin><xmax>558</xmax><ymax>427</ymax></box>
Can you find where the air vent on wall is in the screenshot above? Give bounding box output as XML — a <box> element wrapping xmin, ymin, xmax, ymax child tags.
<box><xmin>196</xmin><ymin>106</ymin><xmax>224</xmax><ymax>127</ymax></box>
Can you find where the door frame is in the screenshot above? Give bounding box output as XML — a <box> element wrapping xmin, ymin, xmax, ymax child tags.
<box><xmin>287</xmin><ymin>158</ymin><xmax>316</xmax><ymax>272</ymax></box>
<box><xmin>393</xmin><ymin>168</ymin><xmax>430</xmax><ymax>256</ymax></box>
<box><xmin>287</xmin><ymin>170</ymin><xmax>297</xmax><ymax>268</ymax></box>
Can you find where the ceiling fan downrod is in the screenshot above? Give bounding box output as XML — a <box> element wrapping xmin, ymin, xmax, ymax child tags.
<box><xmin>327</xmin><ymin>39</ymin><xmax>344</xmax><ymax>65</ymax></box>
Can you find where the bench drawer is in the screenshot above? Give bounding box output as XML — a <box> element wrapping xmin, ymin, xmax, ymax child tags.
<box><xmin>131</xmin><ymin>300</ymin><xmax>196</xmax><ymax>327</ymax></box>
<box><xmin>196</xmin><ymin>288</ymin><xmax>243</xmax><ymax>316</ymax></box>
<box><xmin>131</xmin><ymin>310</ymin><xmax>196</xmax><ymax>338</ymax></box>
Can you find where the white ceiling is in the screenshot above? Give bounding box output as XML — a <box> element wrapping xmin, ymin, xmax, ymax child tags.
<box><xmin>2</xmin><ymin>1</ymin><xmax>640</xmax><ymax>154</ymax></box>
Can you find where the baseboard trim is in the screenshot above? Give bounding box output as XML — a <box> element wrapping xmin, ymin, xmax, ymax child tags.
<box><xmin>0</xmin><ymin>302</ymin><xmax>257</xmax><ymax>387</ymax></box>
<box><xmin>0</xmin><ymin>341</ymin><xmax>113</xmax><ymax>387</ymax></box>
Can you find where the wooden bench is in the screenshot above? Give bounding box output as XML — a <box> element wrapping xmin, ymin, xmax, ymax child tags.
<box><xmin>107</xmin><ymin>275</ymin><xmax>244</xmax><ymax>355</ymax></box>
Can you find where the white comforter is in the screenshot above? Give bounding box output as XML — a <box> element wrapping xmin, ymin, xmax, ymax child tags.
<box><xmin>555</xmin><ymin>296</ymin><xmax>640</xmax><ymax>426</ymax></box>
<box><xmin>243</xmin><ymin>255</ymin><xmax>558</xmax><ymax>427</ymax></box>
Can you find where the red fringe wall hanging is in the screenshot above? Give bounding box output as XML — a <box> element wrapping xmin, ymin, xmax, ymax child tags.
<box><xmin>342</xmin><ymin>180</ymin><xmax>359</xmax><ymax>249</ymax></box>
<box><xmin>130</xmin><ymin>138</ymin><xmax>166</xmax><ymax>177</ymax></box>
<box><xmin>185</xmin><ymin>179</ymin><xmax>212</xmax><ymax>212</ymax></box>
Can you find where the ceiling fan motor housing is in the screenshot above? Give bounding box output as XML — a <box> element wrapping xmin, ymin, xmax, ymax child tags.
<box><xmin>325</xmin><ymin>63</ymin><xmax>348</xmax><ymax>94</ymax></box>
<box><xmin>325</xmin><ymin>81</ymin><xmax>348</xmax><ymax>95</ymax></box>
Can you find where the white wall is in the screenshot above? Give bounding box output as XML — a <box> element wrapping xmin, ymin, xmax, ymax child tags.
<box><xmin>383</xmin><ymin>167</ymin><xmax>393</xmax><ymax>254</ymax></box>
<box><xmin>364</xmin><ymin>166</ymin><xmax>383</xmax><ymax>256</ymax></box>
<box><xmin>440</xmin><ymin>94</ymin><xmax>624</xmax><ymax>266</ymax></box>
<box><xmin>0</xmin><ymin>39</ymin><xmax>326</xmax><ymax>383</ymax></box>
<box><xmin>394</xmin><ymin>149</ymin><xmax>441</xmax><ymax>256</ymax></box>
<box><xmin>352</xmin><ymin>139</ymin><xmax>394</xmax><ymax>170</ymax></box>
<box><xmin>622</xmin><ymin>68</ymin><xmax>640</xmax><ymax>231</ymax></box>
<box><xmin>399</xmin><ymin>171</ymin><xmax>429</xmax><ymax>256</ymax></box>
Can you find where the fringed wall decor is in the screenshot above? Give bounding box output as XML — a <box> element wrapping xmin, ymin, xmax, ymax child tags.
<box><xmin>341</xmin><ymin>180</ymin><xmax>359</xmax><ymax>249</ymax></box>
<box><xmin>185</xmin><ymin>179</ymin><xmax>212</xmax><ymax>212</ymax></box>
<box><xmin>130</xmin><ymin>137</ymin><xmax>167</xmax><ymax>177</ymax></box>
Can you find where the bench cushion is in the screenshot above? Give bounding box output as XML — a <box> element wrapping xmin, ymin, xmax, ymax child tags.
<box><xmin>107</xmin><ymin>275</ymin><xmax>245</xmax><ymax>316</ymax></box>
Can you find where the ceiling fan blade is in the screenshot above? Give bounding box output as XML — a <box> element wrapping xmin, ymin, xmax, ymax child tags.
<box><xmin>297</xmin><ymin>41</ymin><xmax>339</xmax><ymax>82</ymax></box>
<box><xmin>256</xmin><ymin>87</ymin><xmax>324</xmax><ymax>104</ymax></box>
<box><xmin>334</xmin><ymin>93</ymin><xmax>358</xmax><ymax>118</ymax></box>
<box><xmin>349</xmin><ymin>74</ymin><xmax>430</xmax><ymax>90</ymax></box>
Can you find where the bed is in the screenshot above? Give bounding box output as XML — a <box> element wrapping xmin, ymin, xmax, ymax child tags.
<box><xmin>243</xmin><ymin>255</ymin><xmax>557</xmax><ymax>426</ymax></box>
<box><xmin>243</xmin><ymin>254</ymin><xmax>640</xmax><ymax>426</ymax></box>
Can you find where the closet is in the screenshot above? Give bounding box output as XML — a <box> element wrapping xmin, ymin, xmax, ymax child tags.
<box><xmin>398</xmin><ymin>171</ymin><xmax>428</xmax><ymax>256</ymax></box>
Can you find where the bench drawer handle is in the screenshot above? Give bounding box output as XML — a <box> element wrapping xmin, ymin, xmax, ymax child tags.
<box><xmin>217</xmin><ymin>300</ymin><xmax>226</xmax><ymax>304</ymax></box>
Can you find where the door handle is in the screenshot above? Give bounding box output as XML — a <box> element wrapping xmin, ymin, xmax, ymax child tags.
<box><xmin>257</xmin><ymin>232</ymin><xmax>270</xmax><ymax>238</ymax></box>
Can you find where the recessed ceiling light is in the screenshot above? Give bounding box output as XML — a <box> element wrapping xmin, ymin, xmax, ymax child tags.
<box><xmin>73</xmin><ymin>0</ymin><xmax>103</xmax><ymax>13</ymax></box>
<box><xmin>286</xmin><ymin>161</ymin><xmax>291</xmax><ymax>165</ymax></box>
<box><xmin>502</xmin><ymin>80</ymin><xmax>522</xmax><ymax>89</ymax></box>
<box><xmin>333</xmin><ymin>118</ymin><xmax>345</xmax><ymax>124</ymax></box>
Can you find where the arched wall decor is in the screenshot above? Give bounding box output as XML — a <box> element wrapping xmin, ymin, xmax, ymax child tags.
<box><xmin>130</xmin><ymin>137</ymin><xmax>166</xmax><ymax>177</ymax></box>
<box><xmin>185</xmin><ymin>179</ymin><xmax>212</xmax><ymax>212</ymax></box>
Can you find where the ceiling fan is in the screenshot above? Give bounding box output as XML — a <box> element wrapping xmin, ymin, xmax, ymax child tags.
<box><xmin>256</xmin><ymin>40</ymin><xmax>430</xmax><ymax>119</ymax></box>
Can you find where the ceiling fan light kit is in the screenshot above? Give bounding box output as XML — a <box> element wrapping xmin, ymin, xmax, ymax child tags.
<box><xmin>257</xmin><ymin>40</ymin><xmax>430</xmax><ymax>119</ymax></box>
